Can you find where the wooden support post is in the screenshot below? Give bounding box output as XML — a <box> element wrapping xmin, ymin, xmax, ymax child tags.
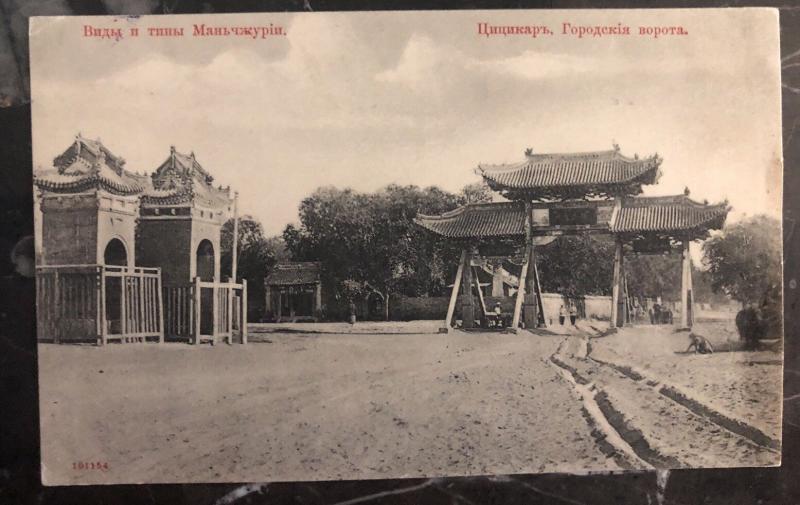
<box><xmin>138</xmin><ymin>273</ymin><xmax>145</xmax><ymax>340</ymax></box>
<box><xmin>611</xmin><ymin>238</ymin><xmax>626</xmax><ymax>328</ymax></box>
<box><xmin>461</xmin><ymin>251</ymin><xmax>475</xmax><ymax>329</ymax></box>
<box><xmin>522</xmin><ymin>245</ymin><xmax>539</xmax><ymax>329</ymax></box>
<box><xmin>194</xmin><ymin>276</ymin><xmax>202</xmax><ymax>344</ymax></box>
<box><xmin>53</xmin><ymin>270</ymin><xmax>60</xmax><ymax>344</ymax></box>
<box><xmin>443</xmin><ymin>250</ymin><xmax>466</xmax><ymax>332</ymax></box>
<box><xmin>120</xmin><ymin>275</ymin><xmax>128</xmax><ymax>341</ymax></box>
<box><xmin>512</xmin><ymin>243</ymin><xmax>532</xmax><ymax>333</ymax></box>
<box><xmin>157</xmin><ymin>271</ymin><xmax>164</xmax><ymax>343</ymax></box>
<box><xmin>680</xmin><ymin>240</ymin><xmax>694</xmax><ymax>328</ymax></box>
<box><xmin>227</xmin><ymin>277</ymin><xmax>234</xmax><ymax>344</ymax></box>
<box><xmin>315</xmin><ymin>282</ymin><xmax>322</xmax><ymax>320</ymax></box>
<box><xmin>473</xmin><ymin>267</ymin><xmax>487</xmax><ymax>321</ymax></box>
<box><xmin>99</xmin><ymin>267</ymin><xmax>107</xmax><ymax>345</ymax></box>
<box><xmin>241</xmin><ymin>279</ymin><xmax>248</xmax><ymax>344</ymax></box>
<box><xmin>265</xmin><ymin>282</ymin><xmax>272</xmax><ymax>320</ymax></box>
<box><xmin>532</xmin><ymin>259</ymin><xmax>546</xmax><ymax>327</ymax></box>
<box><xmin>211</xmin><ymin>277</ymin><xmax>219</xmax><ymax>346</ymax></box>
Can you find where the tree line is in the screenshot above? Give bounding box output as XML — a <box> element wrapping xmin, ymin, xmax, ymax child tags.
<box><xmin>220</xmin><ymin>184</ymin><xmax>781</xmax><ymax>324</ymax></box>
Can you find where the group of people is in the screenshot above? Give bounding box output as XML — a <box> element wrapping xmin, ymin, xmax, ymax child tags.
<box><xmin>558</xmin><ymin>304</ymin><xmax>578</xmax><ymax>326</ymax></box>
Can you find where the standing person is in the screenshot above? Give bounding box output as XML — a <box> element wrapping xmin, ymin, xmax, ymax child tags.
<box><xmin>493</xmin><ymin>302</ymin><xmax>503</xmax><ymax>328</ymax></box>
<box><xmin>569</xmin><ymin>305</ymin><xmax>578</xmax><ymax>326</ymax></box>
<box><xmin>349</xmin><ymin>301</ymin><xmax>357</xmax><ymax>325</ymax></box>
<box><xmin>559</xmin><ymin>304</ymin><xmax>566</xmax><ymax>326</ymax></box>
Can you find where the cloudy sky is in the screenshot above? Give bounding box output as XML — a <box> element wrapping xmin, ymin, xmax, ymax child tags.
<box><xmin>30</xmin><ymin>9</ymin><xmax>781</xmax><ymax>236</ymax></box>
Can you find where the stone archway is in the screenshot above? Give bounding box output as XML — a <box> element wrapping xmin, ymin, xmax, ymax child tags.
<box><xmin>196</xmin><ymin>239</ymin><xmax>216</xmax><ymax>335</ymax></box>
<box><xmin>103</xmin><ymin>238</ymin><xmax>128</xmax><ymax>266</ymax></box>
<box><xmin>196</xmin><ymin>239</ymin><xmax>215</xmax><ymax>282</ymax></box>
<box><xmin>103</xmin><ymin>238</ymin><xmax>128</xmax><ymax>334</ymax></box>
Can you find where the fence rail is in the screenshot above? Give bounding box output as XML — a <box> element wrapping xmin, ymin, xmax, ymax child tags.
<box><xmin>36</xmin><ymin>264</ymin><xmax>164</xmax><ymax>345</ymax></box>
<box><xmin>37</xmin><ymin>265</ymin><xmax>247</xmax><ymax>346</ymax></box>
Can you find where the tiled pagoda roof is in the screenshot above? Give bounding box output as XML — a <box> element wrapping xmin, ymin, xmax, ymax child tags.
<box><xmin>265</xmin><ymin>262</ymin><xmax>322</xmax><ymax>286</ymax></box>
<box><xmin>34</xmin><ymin>134</ymin><xmax>147</xmax><ymax>196</ymax></box>
<box><xmin>415</xmin><ymin>195</ymin><xmax>728</xmax><ymax>239</ymax></box>
<box><xmin>478</xmin><ymin>147</ymin><xmax>661</xmax><ymax>200</ymax></box>
<box><xmin>142</xmin><ymin>146</ymin><xmax>233</xmax><ymax>208</ymax></box>
<box><xmin>611</xmin><ymin>195</ymin><xmax>729</xmax><ymax>235</ymax></box>
<box><xmin>415</xmin><ymin>202</ymin><xmax>526</xmax><ymax>239</ymax></box>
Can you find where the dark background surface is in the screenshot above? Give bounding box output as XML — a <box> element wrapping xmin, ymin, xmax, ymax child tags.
<box><xmin>1</xmin><ymin>1</ymin><xmax>799</xmax><ymax>504</ymax></box>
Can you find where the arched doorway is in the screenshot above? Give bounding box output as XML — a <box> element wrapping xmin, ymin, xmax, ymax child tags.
<box><xmin>196</xmin><ymin>239</ymin><xmax>216</xmax><ymax>335</ymax></box>
<box><xmin>103</xmin><ymin>238</ymin><xmax>127</xmax><ymax>334</ymax></box>
<box><xmin>365</xmin><ymin>291</ymin><xmax>385</xmax><ymax>321</ymax></box>
<box><xmin>104</xmin><ymin>238</ymin><xmax>128</xmax><ymax>266</ymax></box>
<box><xmin>196</xmin><ymin>239</ymin><xmax>215</xmax><ymax>282</ymax></box>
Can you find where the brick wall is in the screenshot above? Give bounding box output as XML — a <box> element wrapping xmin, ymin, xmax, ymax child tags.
<box><xmin>388</xmin><ymin>293</ymin><xmax>612</xmax><ymax>322</ymax></box>
<box><xmin>137</xmin><ymin>219</ymin><xmax>192</xmax><ymax>286</ymax></box>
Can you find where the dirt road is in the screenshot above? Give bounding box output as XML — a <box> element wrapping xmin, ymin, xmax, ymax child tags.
<box><xmin>39</xmin><ymin>331</ymin><xmax>618</xmax><ymax>485</ymax></box>
<box><xmin>38</xmin><ymin>323</ymin><xmax>780</xmax><ymax>485</ymax></box>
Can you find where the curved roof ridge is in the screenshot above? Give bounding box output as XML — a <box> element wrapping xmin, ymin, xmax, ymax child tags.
<box><xmin>415</xmin><ymin>201</ymin><xmax>520</xmax><ymax>220</ymax></box>
<box><xmin>623</xmin><ymin>193</ymin><xmax>729</xmax><ymax>209</ymax></box>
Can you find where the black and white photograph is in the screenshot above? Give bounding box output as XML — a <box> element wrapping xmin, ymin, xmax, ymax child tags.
<box><xmin>29</xmin><ymin>8</ymin><xmax>783</xmax><ymax>485</ymax></box>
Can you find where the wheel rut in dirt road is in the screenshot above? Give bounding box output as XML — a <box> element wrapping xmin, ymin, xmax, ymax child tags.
<box><xmin>550</xmin><ymin>333</ymin><xmax>778</xmax><ymax>469</ymax></box>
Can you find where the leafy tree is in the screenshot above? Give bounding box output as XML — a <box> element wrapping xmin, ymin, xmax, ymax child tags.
<box><xmin>625</xmin><ymin>253</ymin><xmax>682</xmax><ymax>302</ymax></box>
<box><xmin>703</xmin><ymin>215</ymin><xmax>782</xmax><ymax>344</ymax></box>
<box><xmin>535</xmin><ymin>235</ymin><xmax>615</xmax><ymax>297</ymax></box>
<box><xmin>282</xmin><ymin>184</ymin><xmax>465</xmax><ymax>320</ymax></box>
<box><xmin>221</xmin><ymin>216</ymin><xmax>279</xmax><ymax>321</ymax></box>
<box><xmin>702</xmin><ymin>215</ymin><xmax>781</xmax><ymax>306</ymax></box>
<box><xmin>458</xmin><ymin>181</ymin><xmax>493</xmax><ymax>205</ymax></box>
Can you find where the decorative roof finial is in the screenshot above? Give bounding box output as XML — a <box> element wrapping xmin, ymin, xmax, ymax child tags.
<box><xmin>612</xmin><ymin>141</ymin><xmax>620</xmax><ymax>152</ymax></box>
<box><xmin>524</xmin><ymin>147</ymin><xmax>533</xmax><ymax>157</ymax></box>
<box><xmin>170</xmin><ymin>145</ymin><xmax>175</xmax><ymax>153</ymax></box>
<box><xmin>190</xmin><ymin>150</ymin><xmax>195</xmax><ymax>159</ymax></box>
<box><xmin>684</xmin><ymin>186</ymin><xmax>691</xmax><ymax>196</ymax></box>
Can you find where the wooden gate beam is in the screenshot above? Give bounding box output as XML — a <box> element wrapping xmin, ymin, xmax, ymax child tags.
<box><xmin>242</xmin><ymin>279</ymin><xmax>248</xmax><ymax>344</ymax></box>
<box><xmin>442</xmin><ymin>250</ymin><xmax>466</xmax><ymax>333</ymax></box>
<box><xmin>611</xmin><ymin>237</ymin><xmax>626</xmax><ymax>328</ymax></box>
<box><xmin>680</xmin><ymin>239</ymin><xmax>694</xmax><ymax>328</ymax></box>
<box><xmin>473</xmin><ymin>266</ymin><xmax>487</xmax><ymax>319</ymax></box>
<box><xmin>511</xmin><ymin>243</ymin><xmax>532</xmax><ymax>333</ymax></box>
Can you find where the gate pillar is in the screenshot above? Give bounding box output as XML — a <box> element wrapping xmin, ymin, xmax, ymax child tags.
<box><xmin>461</xmin><ymin>250</ymin><xmax>476</xmax><ymax>328</ymax></box>
<box><xmin>680</xmin><ymin>240</ymin><xmax>694</xmax><ymax>328</ymax></box>
<box><xmin>611</xmin><ymin>237</ymin><xmax>626</xmax><ymax>328</ymax></box>
<box><xmin>522</xmin><ymin>245</ymin><xmax>539</xmax><ymax>329</ymax></box>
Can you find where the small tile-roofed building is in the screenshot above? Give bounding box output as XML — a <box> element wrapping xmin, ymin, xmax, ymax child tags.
<box><xmin>264</xmin><ymin>262</ymin><xmax>323</xmax><ymax>322</ymax></box>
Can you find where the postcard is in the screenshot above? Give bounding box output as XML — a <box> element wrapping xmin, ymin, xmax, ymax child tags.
<box><xmin>30</xmin><ymin>8</ymin><xmax>782</xmax><ymax>485</ymax></box>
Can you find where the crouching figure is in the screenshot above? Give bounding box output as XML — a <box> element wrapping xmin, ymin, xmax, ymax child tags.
<box><xmin>686</xmin><ymin>332</ymin><xmax>714</xmax><ymax>354</ymax></box>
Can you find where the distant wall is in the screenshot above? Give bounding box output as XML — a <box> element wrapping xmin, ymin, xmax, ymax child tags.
<box><xmin>389</xmin><ymin>293</ymin><xmax>612</xmax><ymax>322</ymax></box>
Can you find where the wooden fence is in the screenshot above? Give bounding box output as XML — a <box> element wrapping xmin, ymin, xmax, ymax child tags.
<box><xmin>163</xmin><ymin>278</ymin><xmax>247</xmax><ymax>345</ymax></box>
<box><xmin>36</xmin><ymin>264</ymin><xmax>164</xmax><ymax>345</ymax></box>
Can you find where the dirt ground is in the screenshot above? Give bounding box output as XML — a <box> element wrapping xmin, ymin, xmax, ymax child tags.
<box><xmin>39</xmin><ymin>328</ymin><xmax>618</xmax><ymax>485</ymax></box>
<box><xmin>38</xmin><ymin>318</ymin><xmax>782</xmax><ymax>485</ymax></box>
<box><xmin>590</xmin><ymin>322</ymin><xmax>783</xmax><ymax>442</ymax></box>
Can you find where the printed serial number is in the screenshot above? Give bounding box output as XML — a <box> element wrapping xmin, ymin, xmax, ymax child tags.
<box><xmin>72</xmin><ymin>461</ymin><xmax>109</xmax><ymax>471</ymax></box>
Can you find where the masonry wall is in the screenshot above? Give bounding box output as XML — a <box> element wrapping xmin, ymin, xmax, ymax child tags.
<box><xmin>40</xmin><ymin>196</ymin><xmax>98</xmax><ymax>266</ymax></box>
<box><xmin>96</xmin><ymin>208</ymin><xmax>137</xmax><ymax>268</ymax></box>
<box><xmin>136</xmin><ymin>219</ymin><xmax>192</xmax><ymax>286</ymax></box>
<box><xmin>388</xmin><ymin>293</ymin><xmax>612</xmax><ymax>322</ymax></box>
<box><xmin>191</xmin><ymin>218</ymin><xmax>222</xmax><ymax>281</ymax></box>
